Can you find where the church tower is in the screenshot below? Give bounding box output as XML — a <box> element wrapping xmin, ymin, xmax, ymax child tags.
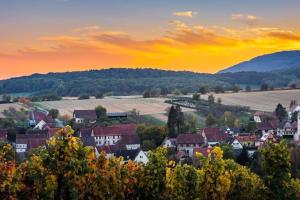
<box><xmin>294</xmin><ymin>112</ymin><xmax>300</xmax><ymax>141</ymax></box>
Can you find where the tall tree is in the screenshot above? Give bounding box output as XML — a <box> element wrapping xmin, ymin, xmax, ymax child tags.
<box><xmin>95</xmin><ymin>105</ymin><xmax>107</xmax><ymax>119</ymax></box>
<box><xmin>237</xmin><ymin>146</ymin><xmax>249</xmax><ymax>166</ymax></box>
<box><xmin>205</xmin><ymin>113</ymin><xmax>216</xmax><ymax>127</ymax></box>
<box><xmin>275</xmin><ymin>103</ymin><xmax>287</xmax><ymax>121</ymax></box>
<box><xmin>261</xmin><ymin>141</ymin><xmax>297</xmax><ymax>200</ymax></box>
<box><xmin>49</xmin><ymin>109</ymin><xmax>59</xmax><ymax>119</ymax></box>
<box><xmin>208</xmin><ymin>94</ymin><xmax>215</xmax><ymax>105</ymax></box>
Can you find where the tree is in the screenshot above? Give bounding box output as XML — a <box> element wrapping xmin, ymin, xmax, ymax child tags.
<box><xmin>167</xmin><ymin>105</ymin><xmax>184</xmax><ymax>137</ymax></box>
<box><xmin>245</xmin><ymin>85</ymin><xmax>251</xmax><ymax>92</ymax></box>
<box><xmin>290</xmin><ymin>83</ymin><xmax>297</xmax><ymax>89</ymax></box>
<box><xmin>95</xmin><ymin>105</ymin><xmax>107</xmax><ymax>119</ymax></box>
<box><xmin>290</xmin><ymin>100</ymin><xmax>297</xmax><ymax>109</ymax></box>
<box><xmin>221</xmin><ymin>144</ymin><xmax>234</xmax><ymax>160</ymax></box>
<box><xmin>237</xmin><ymin>146</ymin><xmax>249</xmax><ymax>166</ymax></box>
<box><xmin>143</xmin><ymin>90</ymin><xmax>151</xmax><ymax>98</ymax></box>
<box><xmin>214</xmin><ymin>86</ymin><xmax>224</xmax><ymax>93</ymax></box>
<box><xmin>49</xmin><ymin>109</ymin><xmax>59</xmax><ymax>119</ymax></box>
<box><xmin>217</xmin><ymin>97</ymin><xmax>222</xmax><ymax>105</ymax></box>
<box><xmin>95</xmin><ymin>93</ymin><xmax>104</xmax><ymax>99</ymax></box>
<box><xmin>198</xmin><ymin>86</ymin><xmax>208</xmax><ymax>94</ymax></box>
<box><xmin>137</xmin><ymin>125</ymin><xmax>167</xmax><ymax>150</ymax></box>
<box><xmin>167</xmin><ymin>106</ymin><xmax>177</xmax><ymax>137</ymax></box>
<box><xmin>275</xmin><ymin>103</ymin><xmax>287</xmax><ymax>121</ymax></box>
<box><xmin>261</xmin><ymin>141</ymin><xmax>297</xmax><ymax>200</ymax></box>
<box><xmin>232</xmin><ymin>85</ymin><xmax>241</xmax><ymax>93</ymax></box>
<box><xmin>291</xmin><ymin>111</ymin><xmax>299</xmax><ymax>123</ymax></box>
<box><xmin>260</xmin><ymin>83</ymin><xmax>269</xmax><ymax>91</ymax></box>
<box><xmin>2</xmin><ymin>94</ymin><xmax>11</xmax><ymax>102</ymax></box>
<box><xmin>78</xmin><ymin>94</ymin><xmax>90</xmax><ymax>100</ymax></box>
<box><xmin>208</xmin><ymin>94</ymin><xmax>215</xmax><ymax>105</ymax></box>
<box><xmin>192</xmin><ymin>93</ymin><xmax>200</xmax><ymax>101</ymax></box>
<box><xmin>206</xmin><ymin>113</ymin><xmax>216</xmax><ymax>127</ymax></box>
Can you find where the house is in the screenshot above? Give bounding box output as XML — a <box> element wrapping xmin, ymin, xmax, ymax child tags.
<box><xmin>91</xmin><ymin>124</ymin><xmax>137</xmax><ymax>146</ymax></box>
<box><xmin>201</xmin><ymin>128</ymin><xmax>230</xmax><ymax>146</ymax></box>
<box><xmin>0</xmin><ymin>129</ymin><xmax>8</xmax><ymax>141</ymax></box>
<box><xmin>236</xmin><ymin>135</ymin><xmax>257</xmax><ymax>147</ymax></box>
<box><xmin>107</xmin><ymin>112</ymin><xmax>128</xmax><ymax>119</ymax></box>
<box><xmin>29</xmin><ymin>109</ymin><xmax>54</xmax><ymax>127</ymax></box>
<box><xmin>115</xmin><ymin>149</ymin><xmax>148</xmax><ymax>164</ymax></box>
<box><xmin>176</xmin><ymin>134</ymin><xmax>204</xmax><ymax>157</ymax></box>
<box><xmin>161</xmin><ymin>137</ymin><xmax>177</xmax><ymax>148</ymax></box>
<box><xmin>253</xmin><ymin>111</ymin><xmax>264</xmax><ymax>123</ymax></box>
<box><xmin>256</xmin><ymin>122</ymin><xmax>275</xmax><ymax>135</ymax></box>
<box><xmin>115</xmin><ymin>134</ymin><xmax>140</xmax><ymax>150</ymax></box>
<box><xmin>15</xmin><ymin>133</ymin><xmax>48</xmax><ymax>157</ymax></box>
<box><xmin>289</xmin><ymin>104</ymin><xmax>300</xmax><ymax>119</ymax></box>
<box><xmin>73</xmin><ymin>110</ymin><xmax>97</xmax><ymax>124</ymax></box>
<box><xmin>230</xmin><ymin>138</ymin><xmax>243</xmax><ymax>150</ymax></box>
<box><xmin>95</xmin><ymin>145</ymin><xmax>118</xmax><ymax>158</ymax></box>
<box><xmin>193</xmin><ymin>146</ymin><xmax>212</xmax><ymax>158</ymax></box>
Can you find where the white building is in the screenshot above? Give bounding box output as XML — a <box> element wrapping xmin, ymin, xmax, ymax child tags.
<box><xmin>231</xmin><ymin>139</ymin><xmax>243</xmax><ymax>150</ymax></box>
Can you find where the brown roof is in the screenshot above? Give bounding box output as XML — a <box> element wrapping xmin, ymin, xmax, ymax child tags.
<box><xmin>93</xmin><ymin>124</ymin><xmax>137</xmax><ymax>136</ymax></box>
<box><xmin>203</xmin><ymin>128</ymin><xmax>230</xmax><ymax>142</ymax></box>
<box><xmin>47</xmin><ymin>128</ymin><xmax>61</xmax><ymax>138</ymax></box>
<box><xmin>236</xmin><ymin>135</ymin><xmax>256</xmax><ymax>142</ymax></box>
<box><xmin>73</xmin><ymin>110</ymin><xmax>97</xmax><ymax>120</ymax></box>
<box><xmin>254</xmin><ymin>111</ymin><xmax>264</xmax><ymax>116</ymax></box>
<box><xmin>30</xmin><ymin>110</ymin><xmax>54</xmax><ymax>124</ymax></box>
<box><xmin>176</xmin><ymin>134</ymin><xmax>204</xmax><ymax>145</ymax></box>
<box><xmin>0</xmin><ymin>129</ymin><xmax>8</xmax><ymax>140</ymax></box>
<box><xmin>256</xmin><ymin>122</ymin><xmax>274</xmax><ymax>130</ymax></box>
<box><xmin>79</xmin><ymin>128</ymin><xmax>92</xmax><ymax>137</ymax></box>
<box><xmin>16</xmin><ymin>134</ymin><xmax>48</xmax><ymax>150</ymax></box>
<box><xmin>96</xmin><ymin>145</ymin><xmax>118</xmax><ymax>154</ymax></box>
<box><xmin>193</xmin><ymin>147</ymin><xmax>212</xmax><ymax>157</ymax></box>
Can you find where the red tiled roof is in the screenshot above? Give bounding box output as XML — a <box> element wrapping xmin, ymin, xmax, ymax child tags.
<box><xmin>193</xmin><ymin>147</ymin><xmax>212</xmax><ymax>157</ymax></box>
<box><xmin>47</xmin><ymin>128</ymin><xmax>61</xmax><ymax>138</ymax></box>
<box><xmin>176</xmin><ymin>134</ymin><xmax>204</xmax><ymax>144</ymax></box>
<box><xmin>292</xmin><ymin>121</ymin><xmax>298</xmax><ymax>129</ymax></box>
<box><xmin>79</xmin><ymin>128</ymin><xmax>92</xmax><ymax>137</ymax></box>
<box><xmin>16</xmin><ymin>134</ymin><xmax>47</xmax><ymax>150</ymax></box>
<box><xmin>254</xmin><ymin>111</ymin><xmax>264</xmax><ymax>116</ymax></box>
<box><xmin>236</xmin><ymin>135</ymin><xmax>256</xmax><ymax>142</ymax></box>
<box><xmin>93</xmin><ymin>124</ymin><xmax>137</xmax><ymax>136</ymax></box>
<box><xmin>30</xmin><ymin>111</ymin><xmax>54</xmax><ymax>124</ymax></box>
<box><xmin>73</xmin><ymin>110</ymin><xmax>97</xmax><ymax>120</ymax></box>
<box><xmin>203</xmin><ymin>128</ymin><xmax>230</xmax><ymax>142</ymax></box>
<box><xmin>256</xmin><ymin>122</ymin><xmax>274</xmax><ymax>130</ymax></box>
<box><xmin>96</xmin><ymin>145</ymin><xmax>118</xmax><ymax>154</ymax></box>
<box><xmin>0</xmin><ymin>129</ymin><xmax>7</xmax><ymax>140</ymax></box>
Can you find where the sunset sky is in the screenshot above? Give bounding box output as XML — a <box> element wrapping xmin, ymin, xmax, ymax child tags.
<box><xmin>1</xmin><ymin>0</ymin><xmax>300</xmax><ymax>79</ymax></box>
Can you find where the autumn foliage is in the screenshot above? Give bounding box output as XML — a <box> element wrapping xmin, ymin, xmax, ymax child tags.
<box><xmin>0</xmin><ymin>127</ymin><xmax>299</xmax><ymax>199</ymax></box>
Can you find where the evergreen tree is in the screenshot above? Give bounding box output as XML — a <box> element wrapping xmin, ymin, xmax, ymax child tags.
<box><xmin>205</xmin><ymin>113</ymin><xmax>216</xmax><ymax>127</ymax></box>
<box><xmin>275</xmin><ymin>103</ymin><xmax>287</xmax><ymax>121</ymax></box>
<box><xmin>237</xmin><ymin>146</ymin><xmax>249</xmax><ymax>166</ymax></box>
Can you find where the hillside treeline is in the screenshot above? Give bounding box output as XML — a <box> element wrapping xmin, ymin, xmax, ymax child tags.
<box><xmin>0</xmin><ymin>68</ymin><xmax>299</xmax><ymax>96</ymax></box>
<box><xmin>1</xmin><ymin>126</ymin><xmax>299</xmax><ymax>200</ymax></box>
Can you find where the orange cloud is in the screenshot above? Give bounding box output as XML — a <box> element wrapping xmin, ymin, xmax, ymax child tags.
<box><xmin>231</xmin><ymin>13</ymin><xmax>260</xmax><ymax>26</ymax></box>
<box><xmin>1</xmin><ymin>22</ymin><xmax>300</xmax><ymax>79</ymax></box>
<box><xmin>173</xmin><ymin>11</ymin><xmax>197</xmax><ymax>18</ymax></box>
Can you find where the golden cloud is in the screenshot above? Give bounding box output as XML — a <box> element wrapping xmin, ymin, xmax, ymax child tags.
<box><xmin>173</xmin><ymin>11</ymin><xmax>197</xmax><ymax>18</ymax></box>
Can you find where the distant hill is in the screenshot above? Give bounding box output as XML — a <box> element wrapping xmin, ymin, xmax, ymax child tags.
<box><xmin>218</xmin><ymin>50</ymin><xmax>300</xmax><ymax>73</ymax></box>
<box><xmin>0</xmin><ymin>67</ymin><xmax>300</xmax><ymax>97</ymax></box>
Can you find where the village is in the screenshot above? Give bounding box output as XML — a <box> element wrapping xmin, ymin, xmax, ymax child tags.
<box><xmin>1</xmin><ymin>95</ymin><xmax>300</xmax><ymax>168</ymax></box>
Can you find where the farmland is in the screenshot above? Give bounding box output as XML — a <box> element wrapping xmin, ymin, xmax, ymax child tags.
<box><xmin>34</xmin><ymin>96</ymin><xmax>195</xmax><ymax>122</ymax></box>
<box><xmin>202</xmin><ymin>89</ymin><xmax>300</xmax><ymax>112</ymax></box>
<box><xmin>0</xmin><ymin>103</ymin><xmax>26</xmax><ymax>118</ymax></box>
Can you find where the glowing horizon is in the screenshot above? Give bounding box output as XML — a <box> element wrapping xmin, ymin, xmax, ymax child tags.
<box><xmin>1</xmin><ymin>0</ymin><xmax>300</xmax><ymax>79</ymax></box>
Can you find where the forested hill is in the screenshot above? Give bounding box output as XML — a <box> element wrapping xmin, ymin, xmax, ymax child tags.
<box><xmin>0</xmin><ymin>68</ymin><xmax>299</xmax><ymax>96</ymax></box>
<box><xmin>218</xmin><ymin>50</ymin><xmax>300</xmax><ymax>73</ymax></box>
